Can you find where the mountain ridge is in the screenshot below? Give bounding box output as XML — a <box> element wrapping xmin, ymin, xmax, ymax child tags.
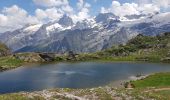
<box><xmin>1</xmin><ymin>12</ymin><xmax>170</xmax><ymax>53</ymax></box>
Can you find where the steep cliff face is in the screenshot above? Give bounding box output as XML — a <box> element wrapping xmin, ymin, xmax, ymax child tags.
<box><xmin>1</xmin><ymin>13</ymin><xmax>170</xmax><ymax>53</ymax></box>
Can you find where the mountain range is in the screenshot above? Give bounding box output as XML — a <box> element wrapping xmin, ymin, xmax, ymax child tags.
<box><xmin>0</xmin><ymin>12</ymin><xmax>170</xmax><ymax>53</ymax></box>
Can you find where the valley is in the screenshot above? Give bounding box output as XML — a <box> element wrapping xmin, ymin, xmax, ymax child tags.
<box><xmin>0</xmin><ymin>32</ymin><xmax>170</xmax><ymax>100</ymax></box>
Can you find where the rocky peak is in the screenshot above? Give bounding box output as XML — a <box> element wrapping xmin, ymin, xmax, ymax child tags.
<box><xmin>125</xmin><ymin>14</ymin><xmax>146</xmax><ymax>20</ymax></box>
<box><xmin>58</xmin><ymin>14</ymin><xmax>73</xmax><ymax>27</ymax></box>
<box><xmin>95</xmin><ymin>13</ymin><xmax>119</xmax><ymax>23</ymax></box>
<box><xmin>74</xmin><ymin>20</ymin><xmax>91</xmax><ymax>30</ymax></box>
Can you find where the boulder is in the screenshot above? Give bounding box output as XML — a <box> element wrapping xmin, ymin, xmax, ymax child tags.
<box><xmin>13</xmin><ymin>53</ymin><xmax>45</xmax><ymax>62</ymax></box>
<box><xmin>161</xmin><ymin>57</ymin><xmax>170</xmax><ymax>63</ymax></box>
<box><xmin>39</xmin><ymin>53</ymin><xmax>55</xmax><ymax>62</ymax></box>
<box><xmin>124</xmin><ymin>82</ymin><xmax>135</xmax><ymax>89</ymax></box>
<box><xmin>66</xmin><ymin>51</ymin><xmax>78</xmax><ymax>60</ymax></box>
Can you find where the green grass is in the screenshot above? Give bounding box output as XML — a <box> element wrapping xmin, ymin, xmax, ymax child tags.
<box><xmin>0</xmin><ymin>42</ymin><xmax>9</xmax><ymax>52</ymax></box>
<box><xmin>118</xmin><ymin>88</ymin><xmax>170</xmax><ymax>100</ymax></box>
<box><xmin>0</xmin><ymin>94</ymin><xmax>45</xmax><ymax>100</ymax></box>
<box><xmin>0</xmin><ymin>56</ymin><xmax>24</xmax><ymax>70</ymax></box>
<box><xmin>99</xmin><ymin>56</ymin><xmax>136</xmax><ymax>61</ymax></box>
<box><xmin>153</xmin><ymin>90</ymin><xmax>170</xmax><ymax>100</ymax></box>
<box><xmin>132</xmin><ymin>73</ymin><xmax>170</xmax><ymax>88</ymax></box>
<box><xmin>0</xmin><ymin>94</ymin><xmax>30</xmax><ymax>100</ymax></box>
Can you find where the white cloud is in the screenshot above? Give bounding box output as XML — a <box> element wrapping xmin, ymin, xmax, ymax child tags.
<box><xmin>0</xmin><ymin>5</ymin><xmax>39</xmax><ymax>33</ymax></box>
<box><xmin>101</xmin><ymin>1</ymin><xmax>140</xmax><ymax>16</ymax></box>
<box><xmin>44</xmin><ymin>8</ymin><xmax>63</xmax><ymax>20</ymax></box>
<box><xmin>101</xmin><ymin>1</ymin><xmax>160</xmax><ymax>17</ymax></box>
<box><xmin>101</xmin><ymin>7</ymin><xmax>108</xmax><ymax>13</ymax></box>
<box><xmin>33</xmin><ymin>0</ymin><xmax>69</xmax><ymax>7</ymax></box>
<box><xmin>72</xmin><ymin>0</ymin><xmax>91</xmax><ymax>22</ymax></box>
<box><xmin>34</xmin><ymin>0</ymin><xmax>74</xmax><ymax>22</ymax></box>
<box><xmin>136</xmin><ymin>0</ymin><xmax>170</xmax><ymax>7</ymax></box>
<box><xmin>0</xmin><ymin>14</ymin><xmax>8</xmax><ymax>23</ymax></box>
<box><xmin>61</xmin><ymin>4</ymin><xmax>74</xmax><ymax>14</ymax></box>
<box><xmin>135</xmin><ymin>0</ymin><xmax>170</xmax><ymax>10</ymax></box>
<box><xmin>77</xmin><ymin>0</ymin><xmax>84</xmax><ymax>10</ymax></box>
<box><xmin>139</xmin><ymin>4</ymin><xmax>160</xmax><ymax>14</ymax></box>
<box><xmin>35</xmin><ymin>9</ymin><xmax>47</xmax><ymax>20</ymax></box>
<box><xmin>1</xmin><ymin>0</ymin><xmax>168</xmax><ymax>33</ymax></box>
<box><xmin>0</xmin><ymin>0</ymin><xmax>92</xmax><ymax>33</ymax></box>
<box><xmin>136</xmin><ymin>0</ymin><xmax>152</xmax><ymax>5</ymax></box>
<box><xmin>153</xmin><ymin>0</ymin><xmax>170</xmax><ymax>8</ymax></box>
<box><xmin>35</xmin><ymin>6</ymin><xmax>73</xmax><ymax>23</ymax></box>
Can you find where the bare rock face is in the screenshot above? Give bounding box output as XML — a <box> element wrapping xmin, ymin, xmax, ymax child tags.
<box><xmin>13</xmin><ymin>53</ymin><xmax>56</xmax><ymax>62</ymax></box>
<box><xmin>1</xmin><ymin>12</ymin><xmax>170</xmax><ymax>53</ymax></box>
<box><xmin>13</xmin><ymin>53</ymin><xmax>44</xmax><ymax>62</ymax></box>
<box><xmin>58</xmin><ymin>14</ymin><xmax>73</xmax><ymax>27</ymax></box>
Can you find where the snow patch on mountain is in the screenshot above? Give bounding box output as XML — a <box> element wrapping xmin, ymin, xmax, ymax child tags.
<box><xmin>1</xmin><ymin>12</ymin><xmax>170</xmax><ymax>53</ymax></box>
<box><xmin>23</xmin><ymin>24</ymin><xmax>42</xmax><ymax>33</ymax></box>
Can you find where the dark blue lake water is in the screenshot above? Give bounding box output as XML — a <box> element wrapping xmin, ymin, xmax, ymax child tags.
<box><xmin>0</xmin><ymin>62</ymin><xmax>170</xmax><ymax>94</ymax></box>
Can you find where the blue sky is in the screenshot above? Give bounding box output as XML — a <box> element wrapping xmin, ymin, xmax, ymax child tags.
<box><xmin>0</xmin><ymin>0</ymin><xmax>40</xmax><ymax>15</ymax></box>
<box><xmin>1</xmin><ymin>0</ymin><xmax>170</xmax><ymax>16</ymax></box>
<box><xmin>0</xmin><ymin>0</ymin><xmax>170</xmax><ymax>33</ymax></box>
<box><xmin>1</xmin><ymin>0</ymin><xmax>164</xmax><ymax>16</ymax></box>
<box><xmin>0</xmin><ymin>0</ymin><xmax>118</xmax><ymax>16</ymax></box>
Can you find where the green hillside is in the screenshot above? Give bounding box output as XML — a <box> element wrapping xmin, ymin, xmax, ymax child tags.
<box><xmin>71</xmin><ymin>32</ymin><xmax>170</xmax><ymax>63</ymax></box>
<box><xmin>0</xmin><ymin>42</ymin><xmax>24</xmax><ymax>71</ymax></box>
<box><xmin>0</xmin><ymin>42</ymin><xmax>11</xmax><ymax>57</ymax></box>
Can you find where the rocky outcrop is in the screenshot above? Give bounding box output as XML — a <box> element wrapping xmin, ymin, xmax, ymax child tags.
<box><xmin>0</xmin><ymin>65</ymin><xmax>16</xmax><ymax>72</ymax></box>
<box><xmin>39</xmin><ymin>53</ymin><xmax>55</xmax><ymax>62</ymax></box>
<box><xmin>13</xmin><ymin>53</ymin><xmax>56</xmax><ymax>63</ymax></box>
<box><xmin>13</xmin><ymin>53</ymin><xmax>44</xmax><ymax>62</ymax></box>
<box><xmin>58</xmin><ymin>14</ymin><xmax>73</xmax><ymax>27</ymax></box>
<box><xmin>0</xmin><ymin>66</ymin><xmax>7</xmax><ymax>72</ymax></box>
<box><xmin>66</xmin><ymin>51</ymin><xmax>77</xmax><ymax>60</ymax></box>
<box><xmin>161</xmin><ymin>57</ymin><xmax>170</xmax><ymax>63</ymax></box>
<box><xmin>0</xmin><ymin>42</ymin><xmax>11</xmax><ymax>57</ymax></box>
<box><xmin>124</xmin><ymin>82</ymin><xmax>135</xmax><ymax>89</ymax></box>
<box><xmin>0</xmin><ymin>50</ymin><xmax>11</xmax><ymax>57</ymax></box>
<box><xmin>161</xmin><ymin>50</ymin><xmax>170</xmax><ymax>62</ymax></box>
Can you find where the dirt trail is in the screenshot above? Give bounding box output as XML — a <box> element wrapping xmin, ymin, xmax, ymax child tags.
<box><xmin>145</xmin><ymin>87</ymin><xmax>170</xmax><ymax>92</ymax></box>
<box><xmin>153</xmin><ymin>88</ymin><xmax>170</xmax><ymax>91</ymax></box>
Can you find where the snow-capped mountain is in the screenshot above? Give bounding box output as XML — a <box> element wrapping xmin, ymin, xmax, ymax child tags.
<box><xmin>58</xmin><ymin>14</ymin><xmax>74</xmax><ymax>27</ymax></box>
<box><xmin>0</xmin><ymin>12</ymin><xmax>170</xmax><ymax>53</ymax></box>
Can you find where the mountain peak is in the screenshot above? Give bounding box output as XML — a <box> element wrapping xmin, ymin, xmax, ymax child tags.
<box><xmin>58</xmin><ymin>14</ymin><xmax>73</xmax><ymax>27</ymax></box>
<box><xmin>1</xmin><ymin>12</ymin><xmax>170</xmax><ymax>53</ymax></box>
<box><xmin>95</xmin><ymin>13</ymin><xmax>119</xmax><ymax>23</ymax></box>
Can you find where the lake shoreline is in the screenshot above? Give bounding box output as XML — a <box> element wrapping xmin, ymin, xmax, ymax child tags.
<box><xmin>1</xmin><ymin>57</ymin><xmax>170</xmax><ymax>73</ymax></box>
<box><xmin>0</xmin><ymin>73</ymin><xmax>169</xmax><ymax>100</ymax></box>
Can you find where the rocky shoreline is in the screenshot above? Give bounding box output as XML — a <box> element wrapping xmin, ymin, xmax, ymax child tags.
<box><xmin>0</xmin><ymin>84</ymin><xmax>164</xmax><ymax>100</ymax></box>
<box><xmin>0</xmin><ymin>86</ymin><xmax>140</xmax><ymax>100</ymax></box>
<box><xmin>0</xmin><ymin>65</ymin><xmax>18</xmax><ymax>72</ymax></box>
